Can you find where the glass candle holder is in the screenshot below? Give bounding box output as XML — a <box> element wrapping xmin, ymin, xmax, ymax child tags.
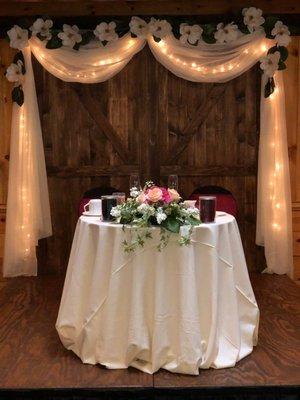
<box><xmin>101</xmin><ymin>196</ymin><xmax>117</xmax><ymax>221</ymax></box>
<box><xmin>199</xmin><ymin>196</ymin><xmax>216</xmax><ymax>223</ymax></box>
<box><xmin>112</xmin><ymin>192</ymin><xmax>126</xmax><ymax>205</ymax></box>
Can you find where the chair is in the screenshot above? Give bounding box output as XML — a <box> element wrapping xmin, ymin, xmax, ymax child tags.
<box><xmin>189</xmin><ymin>185</ymin><xmax>238</xmax><ymax>218</ymax></box>
<box><xmin>78</xmin><ymin>186</ymin><xmax>119</xmax><ymax>216</ymax></box>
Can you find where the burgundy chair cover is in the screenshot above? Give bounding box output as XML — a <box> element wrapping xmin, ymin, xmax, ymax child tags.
<box><xmin>189</xmin><ymin>186</ymin><xmax>238</xmax><ymax>218</ymax></box>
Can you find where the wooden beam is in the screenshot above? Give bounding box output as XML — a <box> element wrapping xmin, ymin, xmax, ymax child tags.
<box><xmin>161</xmin><ymin>165</ymin><xmax>257</xmax><ymax>176</ymax></box>
<box><xmin>73</xmin><ymin>85</ymin><xmax>133</xmax><ymax>164</ymax></box>
<box><xmin>47</xmin><ymin>164</ymin><xmax>139</xmax><ymax>177</ymax></box>
<box><xmin>0</xmin><ymin>0</ymin><xmax>300</xmax><ymax>16</ymax></box>
<box><xmin>165</xmin><ymin>84</ymin><xmax>227</xmax><ymax>164</ymax></box>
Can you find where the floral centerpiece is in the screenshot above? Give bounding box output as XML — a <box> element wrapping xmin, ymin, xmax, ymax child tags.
<box><xmin>110</xmin><ymin>181</ymin><xmax>200</xmax><ymax>252</ymax></box>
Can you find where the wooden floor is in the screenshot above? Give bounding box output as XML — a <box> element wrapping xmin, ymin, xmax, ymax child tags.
<box><xmin>0</xmin><ymin>273</ymin><xmax>299</xmax><ymax>397</ymax></box>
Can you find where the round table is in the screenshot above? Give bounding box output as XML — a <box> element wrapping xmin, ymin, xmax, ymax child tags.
<box><xmin>56</xmin><ymin>214</ymin><xmax>259</xmax><ymax>375</ymax></box>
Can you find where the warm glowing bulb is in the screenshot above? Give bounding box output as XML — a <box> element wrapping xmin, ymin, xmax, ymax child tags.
<box><xmin>275</xmin><ymin>203</ymin><xmax>281</xmax><ymax>209</ymax></box>
<box><xmin>261</xmin><ymin>44</ymin><xmax>267</xmax><ymax>52</ymax></box>
<box><xmin>272</xmin><ymin>222</ymin><xmax>281</xmax><ymax>231</ymax></box>
<box><xmin>191</xmin><ymin>62</ymin><xmax>197</xmax><ymax>68</ymax></box>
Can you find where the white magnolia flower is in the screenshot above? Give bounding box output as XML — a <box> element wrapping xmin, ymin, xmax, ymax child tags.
<box><xmin>30</xmin><ymin>18</ymin><xmax>53</xmax><ymax>40</ymax></box>
<box><xmin>110</xmin><ymin>206</ymin><xmax>121</xmax><ymax>218</ymax></box>
<box><xmin>130</xmin><ymin>187</ymin><xmax>140</xmax><ymax>198</ymax></box>
<box><xmin>260</xmin><ymin>51</ymin><xmax>280</xmax><ymax>77</ymax></box>
<box><xmin>214</xmin><ymin>22</ymin><xmax>240</xmax><ymax>44</ymax></box>
<box><xmin>129</xmin><ymin>16</ymin><xmax>149</xmax><ymax>38</ymax></box>
<box><xmin>271</xmin><ymin>21</ymin><xmax>291</xmax><ymax>47</ymax></box>
<box><xmin>149</xmin><ymin>18</ymin><xmax>172</xmax><ymax>40</ymax></box>
<box><xmin>179</xmin><ymin>23</ymin><xmax>203</xmax><ymax>45</ymax></box>
<box><xmin>58</xmin><ymin>24</ymin><xmax>82</xmax><ymax>48</ymax></box>
<box><xmin>7</xmin><ymin>25</ymin><xmax>28</xmax><ymax>50</ymax></box>
<box><xmin>242</xmin><ymin>7</ymin><xmax>265</xmax><ymax>32</ymax></box>
<box><xmin>94</xmin><ymin>22</ymin><xmax>118</xmax><ymax>43</ymax></box>
<box><xmin>156</xmin><ymin>208</ymin><xmax>167</xmax><ymax>224</ymax></box>
<box><xmin>6</xmin><ymin>60</ymin><xmax>24</xmax><ymax>84</ymax></box>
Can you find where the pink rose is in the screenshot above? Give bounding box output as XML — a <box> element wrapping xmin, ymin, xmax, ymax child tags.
<box><xmin>168</xmin><ymin>188</ymin><xmax>181</xmax><ymax>202</ymax></box>
<box><xmin>161</xmin><ymin>187</ymin><xmax>172</xmax><ymax>204</ymax></box>
<box><xmin>146</xmin><ymin>187</ymin><xmax>163</xmax><ymax>203</ymax></box>
<box><xmin>136</xmin><ymin>192</ymin><xmax>146</xmax><ymax>204</ymax></box>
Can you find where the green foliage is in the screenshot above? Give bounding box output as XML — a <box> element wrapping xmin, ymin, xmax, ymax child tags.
<box><xmin>46</xmin><ymin>34</ymin><xmax>62</xmax><ymax>49</ymax></box>
<box><xmin>12</xmin><ymin>85</ymin><xmax>24</xmax><ymax>106</ymax></box>
<box><xmin>264</xmin><ymin>77</ymin><xmax>275</xmax><ymax>98</ymax></box>
<box><xmin>161</xmin><ymin>217</ymin><xmax>180</xmax><ymax>234</ymax></box>
<box><xmin>13</xmin><ymin>51</ymin><xmax>26</xmax><ymax>74</ymax></box>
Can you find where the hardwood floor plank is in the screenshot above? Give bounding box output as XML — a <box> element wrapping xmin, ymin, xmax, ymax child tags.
<box><xmin>0</xmin><ymin>273</ymin><xmax>299</xmax><ymax>389</ymax></box>
<box><xmin>0</xmin><ymin>276</ymin><xmax>153</xmax><ymax>389</ymax></box>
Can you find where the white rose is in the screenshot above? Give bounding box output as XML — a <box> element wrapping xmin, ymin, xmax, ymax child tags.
<box><xmin>6</xmin><ymin>60</ymin><xmax>24</xmax><ymax>84</ymax></box>
<box><xmin>129</xmin><ymin>16</ymin><xmax>149</xmax><ymax>38</ymax></box>
<box><xmin>58</xmin><ymin>24</ymin><xmax>82</xmax><ymax>48</ymax></box>
<box><xmin>7</xmin><ymin>25</ymin><xmax>28</xmax><ymax>50</ymax></box>
<box><xmin>214</xmin><ymin>22</ymin><xmax>240</xmax><ymax>44</ymax></box>
<box><xmin>110</xmin><ymin>206</ymin><xmax>121</xmax><ymax>218</ymax></box>
<box><xmin>242</xmin><ymin>7</ymin><xmax>265</xmax><ymax>32</ymax></box>
<box><xmin>94</xmin><ymin>22</ymin><xmax>118</xmax><ymax>43</ymax></box>
<box><xmin>149</xmin><ymin>18</ymin><xmax>172</xmax><ymax>40</ymax></box>
<box><xmin>30</xmin><ymin>18</ymin><xmax>53</xmax><ymax>40</ymax></box>
<box><xmin>179</xmin><ymin>23</ymin><xmax>203</xmax><ymax>45</ymax></box>
<box><xmin>271</xmin><ymin>21</ymin><xmax>291</xmax><ymax>47</ymax></box>
<box><xmin>260</xmin><ymin>51</ymin><xmax>280</xmax><ymax>78</ymax></box>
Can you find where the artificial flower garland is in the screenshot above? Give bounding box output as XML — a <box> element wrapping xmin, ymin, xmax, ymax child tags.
<box><xmin>5</xmin><ymin>7</ymin><xmax>291</xmax><ymax>105</ymax></box>
<box><xmin>110</xmin><ymin>181</ymin><xmax>200</xmax><ymax>253</ymax></box>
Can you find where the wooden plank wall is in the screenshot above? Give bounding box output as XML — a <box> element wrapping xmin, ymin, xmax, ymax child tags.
<box><xmin>32</xmin><ymin>46</ymin><xmax>265</xmax><ymax>275</ymax></box>
<box><xmin>283</xmin><ymin>36</ymin><xmax>300</xmax><ymax>280</ymax></box>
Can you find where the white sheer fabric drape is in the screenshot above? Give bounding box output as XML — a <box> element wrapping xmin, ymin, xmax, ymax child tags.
<box><xmin>148</xmin><ymin>32</ymin><xmax>292</xmax><ymax>275</ymax></box>
<box><xmin>256</xmin><ymin>73</ymin><xmax>293</xmax><ymax>274</ymax></box>
<box><xmin>3</xmin><ymin>34</ymin><xmax>145</xmax><ymax>277</ymax></box>
<box><xmin>3</xmin><ymin>47</ymin><xmax>52</xmax><ymax>276</ymax></box>
<box><xmin>3</xmin><ymin>31</ymin><xmax>292</xmax><ymax>276</ymax></box>
<box><xmin>30</xmin><ymin>34</ymin><xmax>145</xmax><ymax>83</ymax></box>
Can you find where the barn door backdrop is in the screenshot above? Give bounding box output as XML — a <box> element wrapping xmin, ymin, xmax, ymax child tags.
<box><xmin>33</xmin><ymin>46</ymin><xmax>264</xmax><ymax>274</ymax></box>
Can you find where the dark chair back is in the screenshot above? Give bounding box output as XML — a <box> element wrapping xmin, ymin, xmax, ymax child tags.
<box><xmin>79</xmin><ymin>186</ymin><xmax>119</xmax><ymax>216</ymax></box>
<box><xmin>189</xmin><ymin>185</ymin><xmax>238</xmax><ymax>218</ymax></box>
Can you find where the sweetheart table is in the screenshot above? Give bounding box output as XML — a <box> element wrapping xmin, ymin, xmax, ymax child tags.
<box><xmin>56</xmin><ymin>214</ymin><xmax>259</xmax><ymax>375</ymax></box>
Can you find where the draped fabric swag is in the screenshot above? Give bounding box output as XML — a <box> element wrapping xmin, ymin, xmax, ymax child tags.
<box><xmin>3</xmin><ymin>32</ymin><xmax>292</xmax><ymax>276</ymax></box>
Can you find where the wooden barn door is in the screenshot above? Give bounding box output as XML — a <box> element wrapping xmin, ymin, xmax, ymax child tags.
<box><xmin>33</xmin><ymin>46</ymin><xmax>265</xmax><ymax>275</ymax></box>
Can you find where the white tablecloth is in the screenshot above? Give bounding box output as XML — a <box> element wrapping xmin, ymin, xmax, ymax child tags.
<box><xmin>56</xmin><ymin>214</ymin><xmax>259</xmax><ymax>375</ymax></box>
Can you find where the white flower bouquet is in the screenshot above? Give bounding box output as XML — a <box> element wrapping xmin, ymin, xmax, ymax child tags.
<box><xmin>110</xmin><ymin>181</ymin><xmax>200</xmax><ymax>252</ymax></box>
